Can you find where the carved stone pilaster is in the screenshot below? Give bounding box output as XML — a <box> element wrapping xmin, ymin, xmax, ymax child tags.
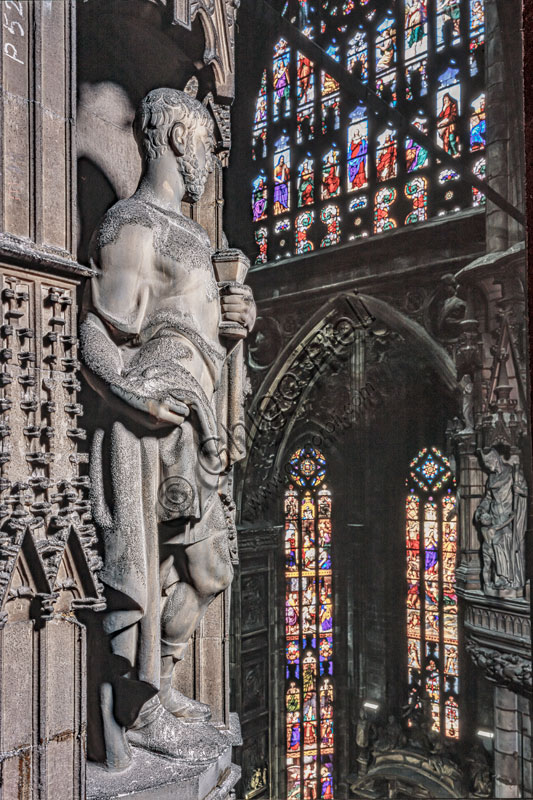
<box><xmin>454</xmin><ymin>434</ymin><xmax>485</xmax><ymax>593</ymax></box>
<box><xmin>173</xmin><ymin>0</ymin><xmax>240</xmax><ymax>101</ymax></box>
<box><xmin>0</xmin><ymin>0</ymin><xmax>77</xmax><ymax>262</ymax></box>
<box><xmin>463</xmin><ymin>589</ymin><xmax>532</xmax><ymax>797</ymax></box>
<box><xmin>0</xmin><ymin>3</ymin><xmax>106</xmax><ymax>797</ymax></box>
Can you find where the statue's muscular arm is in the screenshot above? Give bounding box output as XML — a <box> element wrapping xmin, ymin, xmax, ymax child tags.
<box><xmin>82</xmin><ymin>222</ymin><xmax>188</xmax><ymax>427</ymax></box>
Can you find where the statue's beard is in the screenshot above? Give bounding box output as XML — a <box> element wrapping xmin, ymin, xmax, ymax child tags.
<box><xmin>180</xmin><ymin>145</ymin><xmax>209</xmax><ymax>203</ymax></box>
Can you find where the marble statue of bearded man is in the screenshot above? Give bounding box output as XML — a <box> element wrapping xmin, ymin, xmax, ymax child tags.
<box><xmin>80</xmin><ymin>87</ymin><xmax>256</xmax><ymax>769</ymax></box>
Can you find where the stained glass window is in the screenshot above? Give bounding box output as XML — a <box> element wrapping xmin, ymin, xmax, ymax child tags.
<box><xmin>285</xmin><ymin>446</ymin><xmax>334</xmax><ymax>800</ymax></box>
<box><xmin>250</xmin><ymin>0</ymin><xmax>485</xmax><ymax>263</ymax></box>
<box><xmin>274</xmin><ymin>136</ymin><xmax>292</xmax><ymax>215</ymax></box>
<box><xmin>405</xmin><ymin>447</ymin><xmax>459</xmax><ymax>739</ymax></box>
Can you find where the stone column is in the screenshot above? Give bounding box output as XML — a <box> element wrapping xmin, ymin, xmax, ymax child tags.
<box><xmin>0</xmin><ymin>2</ymin><xmax>103</xmax><ymax>798</ymax></box>
<box><xmin>485</xmin><ymin>0</ymin><xmax>525</xmax><ymax>251</ymax></box>
<box><xmin>485</xmin><ymin>0</ymin><xmax>510</xmax><ymax>252</ymax></box>
<box><xmin>494</xmin><ymin>686</ymin><xmax>522</xmax><ymax>798</ymax></box>
<box><xmin>0</xmin><ymin>0</ymin><xmax>76</xmax><ymax>260</ymax></box>
<box><xmin>455</xmin><ymin>437</ymin><xmax>484</xmax><ymax>592</ymax></box>
<box><xmin>518</xmin><ymin>695</ymin><xmax>533</xmax><ymax>799</ymax></box>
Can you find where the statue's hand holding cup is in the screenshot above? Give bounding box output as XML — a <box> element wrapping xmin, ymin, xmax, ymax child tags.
<box><xmin>212</xmin><ymin>249</ymin><xmax>255</xmax><ymax>340</ymax></box>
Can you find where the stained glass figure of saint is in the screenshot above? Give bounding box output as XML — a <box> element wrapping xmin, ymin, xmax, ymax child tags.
<box><xmin>284</xmin><ymin>450</ymin><xmax>334</xmax><ymax>798</ymax></box>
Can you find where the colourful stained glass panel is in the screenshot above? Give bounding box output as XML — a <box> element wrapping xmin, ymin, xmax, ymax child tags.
<box><xmin>297</xmin><ymin>159</ymin><xmax>314</xmax><ymax>207</ymax></box>
<box><xmin>376</xmin><ymin>129</ymin><xmax>397</xmax><ymax>182</ymax></box>
<box><xmin>405</xmin><ymin>176</ymin><xmax>427</xmax><ymax>224</ymax></box>
<box><xmin>285</xmin><ymin>451</ymin><xmax>335</xmax><ymax>797</ymax></box>
<box><xmin>374</xmin><ymin>186</ymin><xmax>397</xmax><ymax>233</ymax></box>
<box><xmin>322</xmin><ymin>151</ymin><xmax>341</xmax><ymax>199</ymax></box>
<box><xmin>320</xmin><ymin>205</ymin><xmax>340</xmax><ymax>248</ymax></box>
<box><xmin>437</xmin><ymin>0</ymin><xmax>461</xmax><ymax>49</ymax></box>
<box><xmin>437</xmin><ymin>69</ymin><xmax>461</xmax><ymax>157</ymax></box>
<box><xmin>251</xmin><ymin>0</ymin><xmax>485</xmax><ymax>261</ymax></box>
<box><xmin>444</xmin><ymin>643</ymin><xmax>458</xmax><ymax>676</ymax></box>
<box><xmin>376</xmin><ymin>17</ymin><xmax>396</xmax><ymax>73</ymax></box>
<box><xmin>252</xmin><ymin>174</ymin><xmax>267</xmax><ymax>222</ymax></box>
<box><xmin>410</xmin><ymin>447</ymin><xmax>452</xmax><ymax>492</ymax></box>
<box><xmin>274</xmin><ymin>136</ymin><xmax>291</xmax><ymax>215</ymax></box>
<box><xmin>473</xmin><ymin>157</ymin><xmax>486</xmax><ymax>206</ymax></box>
<box><xmin>347</xmin><ymin>30</ymin><xmax>368</xmax><ymax>79</ymax></box>
<box><xmin>254</xmin><ymin>227</ymin><xmax>267</xmax><ymax>265</ymax></box>
<box><xmin>347</xmin><ymin>107</ymin><xmax>368</xmax><ymax>192</ymax></box>
<box><xmin>254</xmin><ymin>69</ymin><xmax>267</xmax><ymax>127</ymax></box>
<box><xmin>470</xmin><ymin>93</ymin><xmax>486</xmax><ymax>152</ymax></box>
<box><xmin>445</xmin><ymin>697</ymin><xmax>459</xmax><ymax>738</ymax></box>
<box><xmin>405</xmin><ymin>447</ymin><xmax>458</xmax><ymax>738</ymax></box>
<box><xmin>406</xmin><ymin>118</ymin><xmax>429</xmax><ymax>172</ymax></box>
<box><xmin>295</xmin><ymin>210</ymin><xmax>315</xmax><ymax>254</ymax></box>
<box><xmin>297</xmin><ymin>52</ymin><xmax>315</xmax><ymax>107</ymax></box>
<box><xmin>273</xmin><ymin>39</ymin><xmax>291</xmax><ymax>120</ymax></box>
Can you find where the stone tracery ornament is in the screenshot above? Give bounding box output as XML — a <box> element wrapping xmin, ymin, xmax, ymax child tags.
<box><xmin>173</xmin><ymin>0</ymin><xmax>239</xmax><ymax>100</ymax></box>
<box><xmin>80</xmin><ymin>86</ymin><xmax>255</xmax><ymax>769</ymax></box>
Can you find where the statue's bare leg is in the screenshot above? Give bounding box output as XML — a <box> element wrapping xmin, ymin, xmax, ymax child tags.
<box><xmin>100</xmin><ymin>682</ymin><xmax>132</xmax><ymax>771</ymax></box>
<box><xmin>159</xmin><ymin>532</ymin><xmax>233</xmax><ymax>720</ymax></box>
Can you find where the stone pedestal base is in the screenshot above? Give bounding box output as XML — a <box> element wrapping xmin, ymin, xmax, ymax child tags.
<box><xmin>87</xmin><ymin>715</ymin><xmax>241</xmax><ymax>800</ymax></box>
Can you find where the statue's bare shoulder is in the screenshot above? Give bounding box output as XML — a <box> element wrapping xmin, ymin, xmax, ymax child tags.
<box><xmin>93</xmin><ymin>197</ymin><xmax>156</xmax><ymax>254</ymax></box>
<box><xmin>93</xmin><ymin>196</ymin><xmax>213</xmax><ymax>271</ymax></box>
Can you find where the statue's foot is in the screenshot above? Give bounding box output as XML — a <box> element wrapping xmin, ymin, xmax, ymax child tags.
<box><xmin>128</xmin><ymin>703</ymin><xmax>223</xmax><ymax>763</ymax></box>
<box><xmin>162</xmin><ymin>686</ymin><xmax>212</xmax><ymax>723</ymax></box>
<box><xmin>494</xmin><ymin>576</ymin><xmax>510</xmax><ymax>588</ymax></box>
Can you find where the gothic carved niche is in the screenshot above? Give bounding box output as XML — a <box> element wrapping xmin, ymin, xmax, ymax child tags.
<box><xmin>174</xmin><ymin>0</ymin><xmax>239</xmax><ymax>101</ymax></box>
<box><xmin>465</xmin><ymin>641</ymin><xmax>532</xmax><ymax>695</ymax></box>
<box><xmin>239</xmin><ymin>292</ymin><xmax>460</xmax><ymax>524</ymax></box>
<box><xmin>82</xmin><ymin>0</ymin><xmax>239</xmax><ymax>103</ymax></box>
<box><xmin>481</xmin><ymin>314</ymin><xmax>527</xmax><ymax>450</ymax></box>
<box><xmin>239</xmin><ymin>293</ymin><xmax>374</xmax><ymax>522</ymax></box>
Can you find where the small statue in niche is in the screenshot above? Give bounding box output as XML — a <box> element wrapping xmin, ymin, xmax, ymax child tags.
<box><xmin>466</xmin><ymin>742</ymin><xmax>492</xmax><ymax>798</ymax></box>
<box><xmin>435</xmin><ymin>273</ymin><xmax>467</xmax><ymax>340</ymax></box>
<box><xmin>474</xmin><ymin>448</ymin><xmax>527</xmax><ymax>593</ymax></box>
<box><xmin>374</xmin><ymin>714</ymin><xmax>405</xmax><ymax>752</ymax></box>
<box><xmin>355</xmin><ymin>707</ymin><xmax>373</xmax><ymax>775</ymax></box>
<box><xmin>458</xmin><ymin>373</ymin><xmax>475</xmax><ymax>433</ymax></box>
<box><xmin>80</xmin><ymin>87</ymin><xmax>256</xmax><ymax>769</ymax></box>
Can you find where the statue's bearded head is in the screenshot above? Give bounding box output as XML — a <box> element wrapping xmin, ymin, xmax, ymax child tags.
<box><xmin>480</xmin><ymin>447</ymin><xmax>503</xmax><ymax>474</ymax></box>
<box><xmin>134</xmin><ymin>87</ymin><xmax>215</xmax><ymax>202</ymax></box>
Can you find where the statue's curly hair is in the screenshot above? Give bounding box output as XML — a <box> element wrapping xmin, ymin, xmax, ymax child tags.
<box><xmin>134</xmin><ymin>87</ymin><xmax>214</xmax><ymax>160</ymax></box>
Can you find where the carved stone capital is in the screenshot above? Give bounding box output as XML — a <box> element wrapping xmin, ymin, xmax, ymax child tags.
<box><xmin>463</xmin><ymin>591</ymin><xmax>532</xmax><ymax>694</ymax></box>
<box><xmin>465</xmin><ymin>641</ymin><xmax>532</xmax><ymax>695</ymax></box>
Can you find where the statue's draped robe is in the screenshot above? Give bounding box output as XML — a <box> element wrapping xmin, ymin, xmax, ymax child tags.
<box><xmin>80</xmin><ymin>198</ymin><xmax>241</xmax><ymax>693</ymax></box>
<box><xmin>476</xmin><ymin>462</ymin><xmax>527</xmax><ymax>588</ymax></box>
